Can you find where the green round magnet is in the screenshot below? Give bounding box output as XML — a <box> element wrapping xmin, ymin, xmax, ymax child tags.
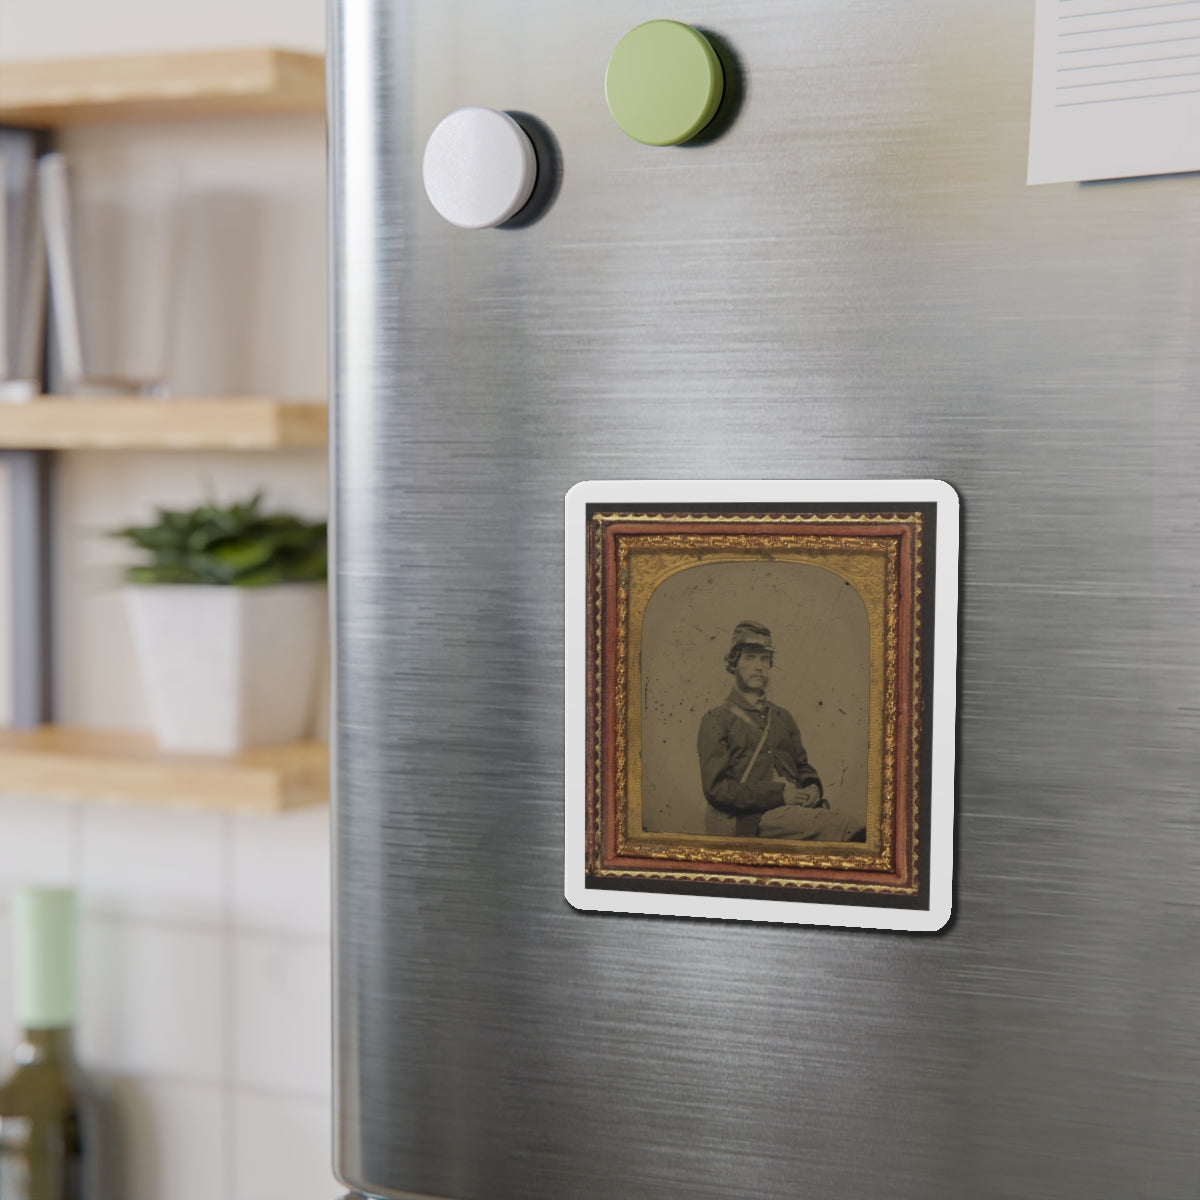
<box><xmin>605</xmin><ymin>20</ymin><xmax>724</xmax><ymax>146</ymax></box>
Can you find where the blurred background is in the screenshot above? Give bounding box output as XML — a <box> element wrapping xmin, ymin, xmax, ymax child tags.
<box><xmin>0</xmin><ymin>1</ymin><xmax>335</xmax><ymax>1197</ymax></box>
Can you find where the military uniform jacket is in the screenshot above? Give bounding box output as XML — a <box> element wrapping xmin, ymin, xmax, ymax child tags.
<box><xmin>697</xmin><ymin>688</ymin><xmax>823</xmax><ymax>816</ymax></box>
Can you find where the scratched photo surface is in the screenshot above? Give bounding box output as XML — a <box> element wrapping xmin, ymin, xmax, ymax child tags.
<box><xmin>638</xmin><ymin>560</ymin><xmax>870</xmax><ymax>836</ymax></box>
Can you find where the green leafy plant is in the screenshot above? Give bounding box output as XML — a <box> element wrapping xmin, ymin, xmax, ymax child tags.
<box><xmin>111</xmin><ymin>493</ymin><xmax>327</xmax><ymax>587</ymax></box>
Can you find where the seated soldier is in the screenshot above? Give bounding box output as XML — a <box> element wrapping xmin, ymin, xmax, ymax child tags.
<box><xmin>697</xmin><ymin>620</ymin><xmax>865</xmax><ymax>841</ymax></box>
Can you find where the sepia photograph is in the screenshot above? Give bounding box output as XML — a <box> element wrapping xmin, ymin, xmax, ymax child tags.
<box><xmin>566</xmin><ymin>480</ymin><xmax>959</xmax><ymax>927</ymax></box>
<box><xmin>640</xmin><ymin>564</ymin><xmax>871</xmax><ymax>844</ymax></box>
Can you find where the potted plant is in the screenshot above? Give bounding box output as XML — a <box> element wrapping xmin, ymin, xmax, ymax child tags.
<box><xmin>112</xmin><ymin>493</ymin><xmax>327</xmax><ymax>755</ymax></box>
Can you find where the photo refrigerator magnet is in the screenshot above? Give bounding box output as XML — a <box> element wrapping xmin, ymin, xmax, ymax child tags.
<box><xmin>564</xmin><ymin>480</ymin><xmax>959</xmax><ymax>932</ymax></box>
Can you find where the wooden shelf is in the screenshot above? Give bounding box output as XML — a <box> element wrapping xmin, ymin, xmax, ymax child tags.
<box><xmin>0</xmin><ymin>397</ymin><xmax>327</xmax><ymax>450</ymax></box>
<box><xmin>0</xmin><ymin>726</ymin><xmax>327</xmax><ymax>813</ymax></box>
<box><xmin>0</xmin><ymin>48</ymin><xmax>325</xmax><ymax>127</ymax></box>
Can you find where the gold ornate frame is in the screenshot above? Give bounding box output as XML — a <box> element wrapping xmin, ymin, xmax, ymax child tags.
<box><xmin>585</xmin><ymin>506</ymin><xmax>932</xmax><ymax>907</ymax></box>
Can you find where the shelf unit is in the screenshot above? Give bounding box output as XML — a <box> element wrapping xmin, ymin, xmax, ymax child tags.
<box><xmin>0</xmin><ymin>397</ymin><xmax>327</xmax><ymax>450</ymax></box>
<box><xmin>1</xmin><ymin>50</ymin><xmax>329</xmax><ymax>810</ymax></box>
<box><xmin>0</xmin><ymin>48</ymin><xmax>325</xmax><ymax>127</ymax></box>
<box><xmin>0</xmin><ymin>726</ymin><xmax>327</xmax><ymax>812</ymax></box>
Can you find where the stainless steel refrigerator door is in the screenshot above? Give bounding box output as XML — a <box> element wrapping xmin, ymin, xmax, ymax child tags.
<box><xmin>330</xmin><ymin>2</ymin><xmax>1200</xmax><ymax>1197</ymax></box>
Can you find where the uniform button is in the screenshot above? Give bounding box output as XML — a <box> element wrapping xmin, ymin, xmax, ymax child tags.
<box><xmin>605</xmin><ymin>20</ymin><xmax>724</xmax><ymax>146</ymax></box>
<box><xmin>422</xmin><ymin>107</ymin><xmax>538</xmax><ymax>229</ymax></box>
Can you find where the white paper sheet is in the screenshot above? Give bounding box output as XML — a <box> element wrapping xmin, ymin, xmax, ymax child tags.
<box><xmin>1028</xmin><ymin>0</ymin><xmax>1200</xmax><ymax>183</ymax></box>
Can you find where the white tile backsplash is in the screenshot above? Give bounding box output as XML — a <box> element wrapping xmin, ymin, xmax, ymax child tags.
<box><xmin>81</xmin><ymin>803</ymin><xmax>225</xmax><ymax>924</ymax></box>
<box><xmin>0</xmin><ymin>796</ymin><xmax>78</xmax><ymax>886</ymax></box>
<box><xmin>233</xmin><ymin>934</ymin><xmax>330</xmax><ymax>1097</ymax></box>
<box><xmin>107</xmin><ymin>1076</ymin><xmax>226</xmax><ymax>1200</ymax></box>
<box><xmin>78</xmin><ymin>916</ymin><xmax>225</xmax><ymax>1082</ymax></box>
<box><xmin>232</xmin><ymin>804</ymin><xmax>330</xmax><ymax>936</ymax></box>
<box><xmin>0</xmin><ymin>801</ymin><xmax>333</xmax><ymax>1196</ymax></box>
<box><xmin>232</xmin><ymin>1093</ymin><xmax>338</xmax><ymax>1200</ymax></box>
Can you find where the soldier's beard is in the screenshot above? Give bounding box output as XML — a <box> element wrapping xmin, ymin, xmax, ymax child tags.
<box><xmin>737</xmin><ymin>668</ymin><xmax>768</xmax><ymax>694</ymax></box>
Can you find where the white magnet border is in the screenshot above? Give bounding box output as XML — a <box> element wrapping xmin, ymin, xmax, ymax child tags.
<box><xmin>563</xmin><ymin>479</ymin><xmax>959</xmax><ymax>933</ymax></box>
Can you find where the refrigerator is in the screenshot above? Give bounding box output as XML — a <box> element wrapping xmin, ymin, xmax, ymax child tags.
<box><xmin>328</xmin><ymin>2</ymin><xmax>1200</xmax><ymax>1198</ymax></box>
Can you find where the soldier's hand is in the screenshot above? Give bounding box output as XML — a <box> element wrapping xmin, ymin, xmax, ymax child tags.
<box><xmin>797</xmin><ymin>784</ymin><xmax>823</xmax><ymax>807</ymax></box>
<box><xmin>779</xmin><ymin>780</ymin><xmax>821</xmax><ymax>807</ymax></box>
<box><xmin>781</xmin><ymin>783</ymin><xmax>821</xmax><ymax>807</ymax></box>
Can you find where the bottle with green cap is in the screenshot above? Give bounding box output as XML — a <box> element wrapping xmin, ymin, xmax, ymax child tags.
<box><xmin>0</xmin><ymin>887</ymin><xmax>95</xmax><ymax>1200</ymax></box>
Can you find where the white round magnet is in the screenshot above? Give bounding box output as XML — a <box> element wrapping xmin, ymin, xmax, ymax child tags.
<box><xmin>422</xmin><ymin>107</ymin><xmax>538</xmax><ymax>229</ymax></box>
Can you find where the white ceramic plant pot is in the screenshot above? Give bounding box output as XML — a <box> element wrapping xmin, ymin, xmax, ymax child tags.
<box><xmin>123</xmin><ymin>583</ymin><xmax>326</xmax><ymax>755</ymax></box>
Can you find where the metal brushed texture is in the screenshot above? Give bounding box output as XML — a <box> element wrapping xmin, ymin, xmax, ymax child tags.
<box><xmin>331</xmin><ymin>2</ymin><xmax>1200</xmax><ymax>1197</ymax></box>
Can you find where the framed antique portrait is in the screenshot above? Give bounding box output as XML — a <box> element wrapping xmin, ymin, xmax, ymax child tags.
<box><xmin>564</xmin><ymin>480</ymin><xmax>959</xmax><ymax>931</ymax></box>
